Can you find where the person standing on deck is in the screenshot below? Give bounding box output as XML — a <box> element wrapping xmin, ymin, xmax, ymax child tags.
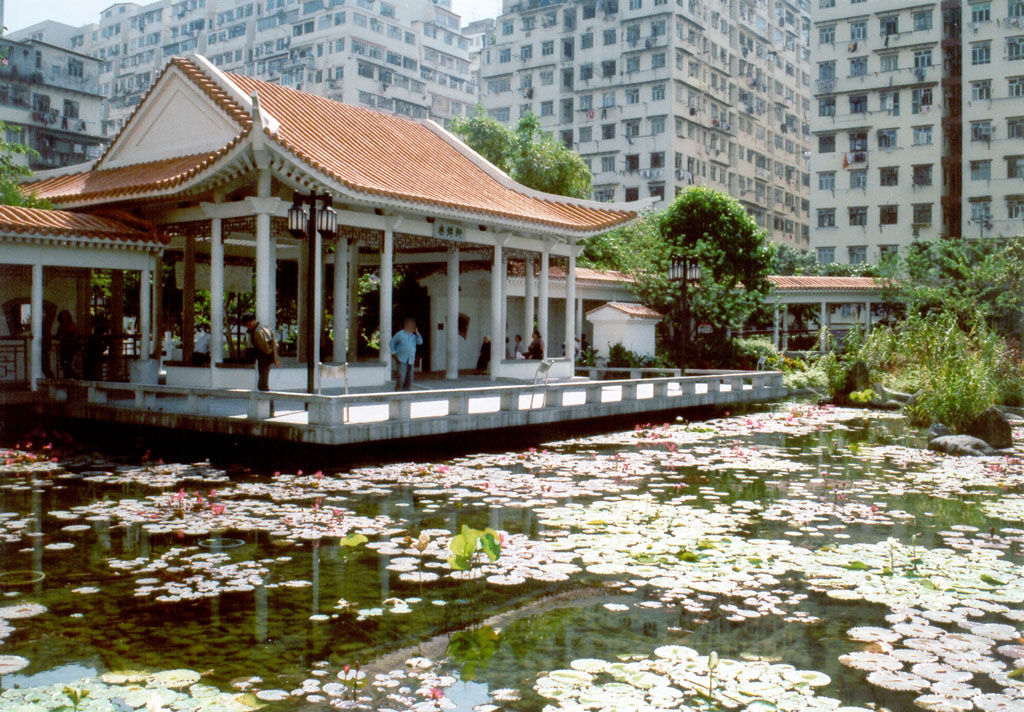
<box><xmin>390</xmin><ymin>317</ymin><xmax>423</xmax><ymax>391</ymax></box>
<box><xmin>244</xmin><ymin>314</ymin><xmax>279</xmax><ymax>392</ymax></box>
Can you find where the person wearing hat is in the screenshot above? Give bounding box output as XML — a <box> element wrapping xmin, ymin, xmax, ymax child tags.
<box><xmin>243</xmin><ymin>314</ymin><xmax>279</xmax><ymax>392</ymax></box>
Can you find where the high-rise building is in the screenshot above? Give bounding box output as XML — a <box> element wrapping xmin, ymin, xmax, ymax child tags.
<box><xmin>479</xmin><ymin>0</ymin><xmax>814</xmax><ymax>248</ymax></box>
<box><xmin>0</xmin><ymin>35</ymin><xmax>107</xmax><ymax>169</ymax></box>
<box><xmin>10</xmin><ymin>0</ymin><xmax>479</xmax><ymax>139</ymax></box>
<box><xmin>809</xmin><ymin>0</ymin><xmax>1024</xmax><ymax>265</ymax></box>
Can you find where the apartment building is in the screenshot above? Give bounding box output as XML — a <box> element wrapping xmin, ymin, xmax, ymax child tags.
<box><xmin>809</xmin><ymin>0</ymin><xmax>1024</xmax><ymax>266</ymax></box>
<box><xmin>479</xmin><ymin>0</ymin><xmax>814</xmax><ymax>248</ymax></box>
<box><xmin>0</xmin><ymin>35</ymin><xmax>107</xmax><ymax>169</ymax></box>
<box><xmin>11</xmin><ymin>0</ymin><xmax>478</xmax><ymax>138</ymax></box>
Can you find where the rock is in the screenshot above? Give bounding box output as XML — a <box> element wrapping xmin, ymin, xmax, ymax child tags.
<box><xmin>928</xmin><ymin>423</ymin><xmax>953</xmax><ymax>440</ymax></box>
<box><xmin>928</xmin><ymin>434</ymin><xmax>997</xmax><ymax>457</ymax></box>
<box><xmin>843</xmin><ymin>360</ymin><xmax>871</xmax><ymax>395</ymax></box>
<box><xmin>877</xmin><ymin>384</ymin><xmax>913</xmax><ymax>404</ymax></box>
<box><xmin>868</xmin><ymin>386</ymin><xmax>901</xmax><ymax>410</ymax></box>
<box><xmin>965</xmin><ymin>407</ymin><xmax>1014</xmax><ymax>450</ymax></box>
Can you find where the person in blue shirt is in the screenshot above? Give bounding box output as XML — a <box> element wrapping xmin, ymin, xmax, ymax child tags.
<box><xmin>389</xmin><ymin>317</ymin><xmax>423</xmax><ymax>391</ymax></box>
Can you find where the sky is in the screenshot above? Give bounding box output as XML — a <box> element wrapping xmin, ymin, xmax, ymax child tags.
<box><xmin>4</xmin><ymin>0</ymin><xmax>501</xmax><ymax>34</ymax></box>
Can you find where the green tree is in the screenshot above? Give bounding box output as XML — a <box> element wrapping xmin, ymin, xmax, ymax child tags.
<box><xmin>888</xmin><ymin>236</ymin><xmax>1024</xmax><ymax>335</ymax></box>
<box><xmin>648</xmin><ymin>188</ymin><xmax>775</xmax><ymax>364</ymax></box>
<box><xmin>0</xmin><ymin>122</ymin><xmax>49</xmax><ymax>207</ymax></box>
<box><xmin>450</xmin><ymin>107</ymin><xmax>592</xmax><ymax>199</ymax></box>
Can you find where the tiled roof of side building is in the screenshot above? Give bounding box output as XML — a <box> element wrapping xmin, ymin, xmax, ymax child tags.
<box><xmin>588</xmin><ymin>302</ymin><xmax>663</xmax><ymax>319</ymax></box>
<box><xmin>768</xmin><ymin>276</ymin><xmax>883</xmax><ymax>291</ymax></box>
<box><xmin>25</xmin><ymin>56</ymin><xmax>640</xmax><ymax>234</ymax></box>
<box><xmin>224</xmin><ymin>71</ymin><xmax>637</xmax><ymax>232</ymax></box>
<box><xmin>0</xmin><ymin>205</ymin><xmax>163</xmax><ymax>243</ymax></box>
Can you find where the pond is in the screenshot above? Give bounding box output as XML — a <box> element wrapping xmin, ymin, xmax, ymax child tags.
<box><xmin>1</xmin><ymin>403</ymin><xmax>1023</xmax><ymax>712</ymax></box>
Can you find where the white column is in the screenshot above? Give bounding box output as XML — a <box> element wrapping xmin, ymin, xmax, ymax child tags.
<box><xmin>524</xmin><ymin>255</ymin><xmax>535</xmax><ymax>339</ymax></box>
<box><xmin>865</xmin><ymin>300</ymin><xmax>872</xmax><ymax>333</ymax></box>
<box><xmin>347</xmin><ymin>239</ymin><xmax>359</xmax><ymax>362</ymax></box>
<box><xmin>30</xmin><ymin>263</ymin><xmax>43</xmax><ymax>391</ymax></box>
<box><xmin>268</xmin><ymin>235</ymin><xmax>277</xmax><ymax>331</ymax></box>
<box><xmin>140</xmin><ymin>260</ymin><xmax>152</xmax><ymax>359</ymax></box>
<box><xmin>446</xmin><ymin>247</ymin><xmax>460</xmax><ymax>379</ymax></box>
<box><xmin>772</xmin><ymin>304</ymin><xmax>780</xmax><ymax>350</ymax></box>
<box><xmin>538</xmin><ymin>248</ymin><xmax>549</xmax><ymax>357</ymax></box>
<box><xmin>500</xmin><ymin>252</ymin><xmax>508</xmax><ymax>350</ymax></box>
<box><xmin>313</xmin><ymin>229</ymin><xmax>323</xmax><ymax>363</ymax></box>
<box><xmin>575</xmin><ymin>295</ymin><xmax>583</xmax><ymax>340</ymax></box>
<box><xmin>489</xmin><ymin>243</ymin><xmax>502</xmax><ymax>380</ymax></box>
<box><xmin>210</xmin><ymin>217</ymin><xmax>224</xmax><ymax>367</ymax></box>
<box><xmin>564</xmin><ymin>249</ymin><xmax>576</xmax><ymax>361</ymax></box>
<box><xmin>380</xmin><ymin>226</ymin><xmax>393</xmax><ymax>364</ymax></box>
<box><xmin>333</xmin><ymin>240</ymin><xmax>348</xmax><ymax>363</ymax></box>
<box><xmin>254</xmin><ymin>171</ymin><xmax>274</xmax><ymax>328</ymax></box>
<box><xmin>296</xmin><ymin>245</ymin><xmax>307</xmax><ymax>361</ymax></box>
<box><xmin>819</xmin><ymin>301</ymin><xmax>828</xmax><ymax>353</ymax></box>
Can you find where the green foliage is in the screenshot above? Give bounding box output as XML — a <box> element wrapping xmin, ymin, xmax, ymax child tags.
<box><xmin>447</xmin><ymin>525</ymin><xmax>501</xmax><ymax>572</ymax></box>
<box><xmin>889</xmin><ymin>236</ymin><xmax>1024</xmax><ymax>335</ymax></box>
<box><xmin>0</xmin><ymin>122</ymin><xmax>50</xmax><ymax>208</ymax></box>
<box><xmin>771</xmin><ymin>243</ymin><xmax>884</xmax><ymax>277</ymax></box>
<box><xmin>446</xmin><ymin>626</ymin><xmax>501</xmax><ymax>682</ymax></box>
<box><xmin>606</xmin><ymin>342</ymin><xmax>656</xmax><ymax>369</ymax></box>
<box><xmin>450</xmin><ymin>107</ymin><xmax>592</xmax><ymax>198</ymax></box>
<box><xmin>849</xmin><ymin>389</ymin><xmax>875</xmax><ymax>404</ymax></box>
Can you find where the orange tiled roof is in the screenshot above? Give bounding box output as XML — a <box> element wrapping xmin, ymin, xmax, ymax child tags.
<box><xmin>768</xmin><ymin>276</ymin><xmax>883</xmax><ymax>291</ymax></box>
<box><xmin>224</xmin><ymin>71</ymin><xmax>636</xmax><ymax>232</ymax></box>
<box><xmin>508</xmin><ymin>260</ymin><xmax>634</xmax><ymax>284</ymax></box>
<box><xmin>24</xmin><ymin>56</ymin><xmax>637</xmax><ymax>232</ymax></box>
<box><xmin>24</xmin><ymin>152</ymin><xmax>228</xmax><ymax>205</ymax></box>
<box><xmin>0</xmin><ymin>205</ymin><xmax>162</xmax><ymax>244</ymax></box>
<box><xmin>588</xmin><ymin>302</ymin><xmax>663</xmax><ymax>319</ymax></box>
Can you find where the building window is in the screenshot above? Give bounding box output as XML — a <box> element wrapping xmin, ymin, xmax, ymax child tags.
<box><xmin>1008</xmin><ymin>155</ymin><xmax>1024</xmax><ymax>178</ymax></box>
<box><xmin>602</xmin><ymin>91</ymin><xmax>616</xmax><ymax>107</ymax></box>
<box><xmin>601</xmin><ymin>60</ymin><xmax>616</xmax><ymax>77</ymax></box>
<box><xmin>879</xmin><ymin>205</ymin><xmax>898</xmax><ymax>225</ymax></box>
<box><xmin>521</xmin><ymin>45</ymin><xmax>532</xmax><ymax>60</ymax></box>
<box><xmin>880</xmin><ymin>54</ymin><xmax>898</xmax><ymax>72</ymax></box>
<box><xmin>848</xmin><ymin>245</ymin><xmax>867</xmax><ymax>264</ymax></box>
<box><xmin>600</xmin><ymin>155</ymin><xmax>615</xmax><ymax>172</ymax></box>
<box><xmin>1012</xmin><ymin>0</ymin><xmax>1024</xmax><ymax>18</ymax></box>
<box><xmin>880</xmin><ymin>166</ymin><xmax>899</xmax><ymax>186</ymax></box>
<box><xmin>880</xmin><ymin>244</ymin><xmax>899</xmax><ymax>261</ymax></box>
<box><xmin>499</xmin><ymin>49</ymin><xmax>511</xmax><ymax>63</ymax></box>
<box><xmin>972</xmin><ymin>80</ymin><xmax>992</xmax><ymax>100</ymax></box>
<box><xmin>624</xmin><ymin>119</ymin><xmax>640</xmax><ymax>137</ymax></box>
<box><xmin>602</xmin><ymin>123</ymin><xmax>615</xmax><ymax>139</ymax></box>
<box><xmin>817</xmin><ymin>247</ymin><xmax>835</xmax><ymax>263</ymax></box>
<box><xmin>819</xmin><ymin>96</ymin><xmax>836</xmax><ymax>116</ymax></box>
<box><xmin>502</xmin><ymin>20</ymin><xmax>513</xmax><ymax>35</ymax></box>
<box><xmin>881</xmin><ymin>15</ymin><xmax>899</xmax><ymax>35</ymax></box>
<box><xmin>652</xmin><ymin>84</ymin><xmax>665</xmax><ymax>101</ymax></box>
<box><xmin>851</xmin><ymin>21</ymin><xmax>867</xmax><ymax>40</ymax></box>
<box><xmin>625</xmin><ymin>88</ymin><xmax>640</xmax><ymax>104</ymax></box>
<box><xmin>818</xmin><ymin>172</ymin><xmax>836</xmax><ymax>190</ymax></box>
<box><xmin>881</xmin><ymin>91</ymin><xmax>900</xmax><ymax>115</ymax></box>
<box><xmin>971</xmin><ymin>160</ymin><xmax>991</xmax><ymax>180</ymax></box>
<box><xmin>603</xmin><ymin>29</ymin><xmax>616</xmax><ymax>45</ymax></box>
<box><xmin>913</xmin><ymin>126</ymin><xmax>933</xmax><ymax>145</ymax></box>
<box><xmin>542</xmin><ymin>41</ymin><xmax>554</xmax><ymax>56</ymax></box>
<box><xmin>1010</xmin><ymin>117</ymin><xmax>1024</xmax><ymax>138</ymax></box>
<box><xmin>819</xmin><ymin>134</ymin><xmax>836</xmax><ymax>153</ymax></box>
<box><xmin>849</xmin><ymin>206</ymin><xmax>868</xmax><ymax>226</ymax></box>
<box><xmin>817</xmin><ymin>208</ymin><xmax>836</xmax><ymax>227</ymax></box>
<box><xmin>913</xmin><ymin>11</ymin><xmax>933</xmax><ymax>31</ymax></box>
<box><xmin>850</xmin><ymin>94</ymin><xmax>867</xmax><ymax>113</ymax></box>
<box><xmin>971</xmin><ymin>2</ymin><xmax>991</xmax><ymax>22</ymax></box>
<box><xmin>850</xmin><ymin>169</ymin><xmax>867</xmax><ymax>189</ymax></box>
<box><xmin>971</xmin><ymin>120</ymin><xmax>992</xmax><ymax>141</ymax></box>
<box><xmin>625</xmin><ymin>154</ymin><xmax>640</xmax><ymax>171</ymax></box>
<box><xmin>820</xmin><ymin>26</ymin><xmax>835</xmax><ymax>44</ymax></box>
<box><xmin>914</xmin><ymin>49</ymin><xmax>932</xmax><ymax>68</ymax></box>
<box><xmin>540</xmin><ymin>101</ymin><xmax>553</xmax><ymax>116</ymax></box>
<box><xmin>971</xmin><ymin>199</ymin><xmax>992</xmax><ymax>222</ymax></box>
<box><xmin>849</xmin><ymin>131</ymin><xmax>867</xmax><ymax>151</ymax></box>
<box><xmin>972</xmin><ymin>41</ymin><xmax>991</xmax><ymax>64</ymax></box>
<box><xmin>593</xmin><ymin>187</ymin><xmax>615</xmax><ymax>202</ymax></box>
<box><xmin>877</xmin><ymin>128</ymin><xmax>897</xmax><ymax>148</ymax></box>
<box><xmin>912</xmin><ymin>203</ymin><xmax>932</xmax><ymax>224</ymax></box>
<box><xmin>912</xmin><ymin>87</ymin><xmax>933</xmax><ymax>114</ymax></box>
<box><xmin>850</xmin><ymin>58</ymin><xmax>867</xmax><ymax>77</ymax></box>
<box><xmin>912</xmin><ymin>164</ymin><xmax>933</xmax><ymax>186</ymax></box>
<box><xmin>1008</xmin><ymin>196</ymin><xmax>1024</xmax><ymax>219</ymax></box>
<box><xmin>63</xmin><ymin>99</ymin><xmax>80</xmax><ymax>118</ymax></box>
<box><xmin>650</xmin><ymin>116</ymin><xmax>665</xmax><ymax>134</ymax></box>
<box><xmin>1010</xmin><ymin>36</ymin><xmax>1024</xmax><ymax>61</ymax></box>
<box><xmin>625</xmin><ymin>187</ymin><xmax>640</xmax><ymax>202</ymax></box>
<box><xmin>818</xmin><ymin>61</ymin><xmax>836</xmax><ymax>80</ymax></box>
<box><xmin>1010</xmin><ymin>77</ymin><xmax>1024</xmax><ymax>98</ymax></box>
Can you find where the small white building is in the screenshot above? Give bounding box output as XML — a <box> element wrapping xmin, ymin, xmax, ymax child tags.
<box><xmin>586</xmin><ymin>302</ymin><xmax>663</xmax><ymax>361</ymax></box>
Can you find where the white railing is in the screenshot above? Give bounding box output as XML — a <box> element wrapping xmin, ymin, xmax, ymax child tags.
<box><xmin>49</xmin><ymin>371</ymin><xmax>785</xmax><ymax>429</ymax></box>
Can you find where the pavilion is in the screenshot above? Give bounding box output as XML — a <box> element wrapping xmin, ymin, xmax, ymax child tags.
<box><xmin>19</xmin><ymin>55</ymin><xmax>646</xmax><ymax>391</ymax></box>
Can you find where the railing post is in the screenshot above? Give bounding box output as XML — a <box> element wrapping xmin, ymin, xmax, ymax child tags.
<box><xmin>248</xmin><ymin>394</ymin><xmax>272</xmax><ymax>421</ymax></box>
<box><xmin>186</xmin><ymin>391</ymin><xmax>199</xmax><ymax>414</ymax></box>
<box><xmin>499</xmin><ymin>390</ymin><xmax>518</xmax><ymax>412</ymax></box>
<box><xmin>585</xmin><ymin>384</ymin><xmax>603</xmax><ymax>405</ymax></box>
<box><xmin>448</xmin><ymin>393</ymin><xmax>468</xmax><ymax>416</ymax></box>
<box><xmin>653</xmin><ymin>380</ymin><xmax>669</xmax><ymax>398</ymax></box>
<box><xmin>87</xmin><ymin>384</ymin><xmax>107</xmax><ymax>404</ymax></box>
<box><xmin>389</xmin><ymin>397</ymin><xmax>411</xmax><ymax>421</ymax></box>
<box><xmin>545</xmin><ymin>387</ymin><xmax>562</xmax><ymax>409</ymax></box>
<box><xmin>134</xmin><ymin>386</ymin><xmax>145</xmax><ymax>409</ymax></box>
<box><xmin>620</xmin><ymin>382</ymin><xmax>637</xmax><ymax>401</ymax></box>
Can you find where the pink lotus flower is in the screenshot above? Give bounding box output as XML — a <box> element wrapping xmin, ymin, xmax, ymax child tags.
<box><xmin>210</xmin><ymin>503</ymin><xmax>225</xmax><ymax>515</ymax></box>
<box><xmin>427</xmin><ymin>687</ymin><xmax>444</xmax><ymax>700</ymax></box>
